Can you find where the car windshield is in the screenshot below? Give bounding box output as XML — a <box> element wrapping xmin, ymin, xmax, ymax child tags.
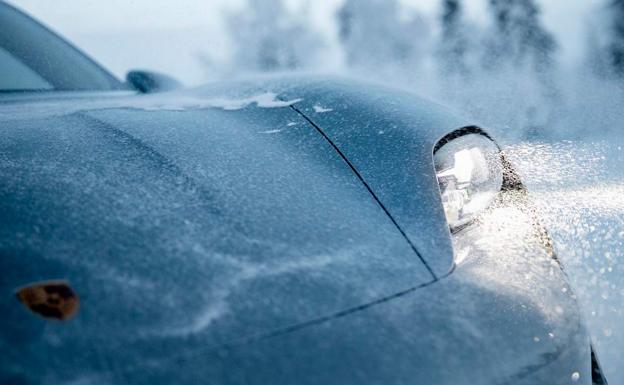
<box><xmin>0</xmin><ymin>2</ymin><xmax>123</xmax><ymax>92</ymax></box>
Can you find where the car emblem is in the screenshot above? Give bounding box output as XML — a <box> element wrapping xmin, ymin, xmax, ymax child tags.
<box><xmin>15</xmin><ymin>280</ymin><xmax>79</xmax><ymax>320</ymax></box>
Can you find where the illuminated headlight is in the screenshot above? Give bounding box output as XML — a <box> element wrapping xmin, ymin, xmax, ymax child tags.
<box><xmin>434</xmin><ymin>132</ymin><xmax>503</xmax><ymax>230</ymax></box>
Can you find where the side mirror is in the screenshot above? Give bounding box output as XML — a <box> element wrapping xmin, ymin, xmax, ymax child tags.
<box><xmin>126</xmin><ymin>70</ymin><xmax>182</xmax><ymax>94</ymax></box>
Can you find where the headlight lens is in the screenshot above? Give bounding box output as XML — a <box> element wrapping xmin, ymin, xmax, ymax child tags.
<box><xmin>434</xmin><ymin>132</ymin><xmax>503</xmax><ymax>230</ymax></box>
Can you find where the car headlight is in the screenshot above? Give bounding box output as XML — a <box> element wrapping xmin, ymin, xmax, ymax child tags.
<box><xmin>434</xmin><ymin>130</ymin><xmax>503</xmax><ymax>231</ymax></box>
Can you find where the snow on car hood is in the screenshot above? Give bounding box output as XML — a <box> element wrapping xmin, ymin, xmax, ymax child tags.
<box><xmin>0</xmin><ymin>92</ymin><xmax>433</xmax><ymax>382</ymax></box>
<box><xmin>0</xmin><ymin>90</ymin><xmax>302</xmax><ymax>121</ymax></box>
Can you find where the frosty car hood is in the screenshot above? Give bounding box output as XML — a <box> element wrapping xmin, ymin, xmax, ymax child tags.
<box><xmin>0</xmin><ymin>91</ymin><xmax>433</xmax><ymax>380</ymax></box>
<box><xmin>187</xmin><ymin>75</ymin><xmax>469</xmax><ymax>277</ymax></box>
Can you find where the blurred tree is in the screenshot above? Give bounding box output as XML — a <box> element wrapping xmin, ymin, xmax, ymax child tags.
<box><xmin>585</xmin><ymin>22</ymin><xmax>610</xmax><ymax>77</ymax></box>
<box><xmin>483</xmin><ymin>0</ymin><xmax>557</xmax><ymax>72</ymax></box>
<box><xmin>337</xmin><ymin>0</ymin><xmax>428</xmax><ymax>72</ymax></box>
<box><xmin>437</xmin><ymin>0</ymin><xmax>470</xmax><ymax>76</ymax></box>
<box><xmin>481</xmin><ymin>0</ymin><xmax>561</xmax><ymax>138</ymax></box>
<box><xmin>222</xmin><ymin>0</ymin><xmax>325</xmax><ymax>74</ymax></box>
<box><xmin>608</xmin><ymin>0</ymin><xmax>624</xmax><ymax>76</ymax></box>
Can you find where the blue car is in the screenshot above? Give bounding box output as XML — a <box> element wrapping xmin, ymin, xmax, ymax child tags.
<box><xmin>0</xmin><ymin>2</ymin><xmax>608</xmax><ymax>384</ymax></box>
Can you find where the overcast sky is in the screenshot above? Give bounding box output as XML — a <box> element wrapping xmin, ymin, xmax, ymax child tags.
<box><xmin>9</xmin><ymin>0</ymin><xmax>604</xmax><ymax>85</ymax></box>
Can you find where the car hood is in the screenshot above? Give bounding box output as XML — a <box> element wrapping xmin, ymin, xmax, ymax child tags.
<box><xmin>182</xmin><ymin>74</ymin><xmax>468</xmax><ymax>277</ymax></box>
<box><xmin>0</xmin><ymin>86</ymin><xmax>434</xmax><ymax>381</ymax></box>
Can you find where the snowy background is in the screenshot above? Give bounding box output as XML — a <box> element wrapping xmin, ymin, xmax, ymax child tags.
<box><xmin>9</xmin><ymin>0</ymin><xmax>624</xmax><ymax>382</ymax></box>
